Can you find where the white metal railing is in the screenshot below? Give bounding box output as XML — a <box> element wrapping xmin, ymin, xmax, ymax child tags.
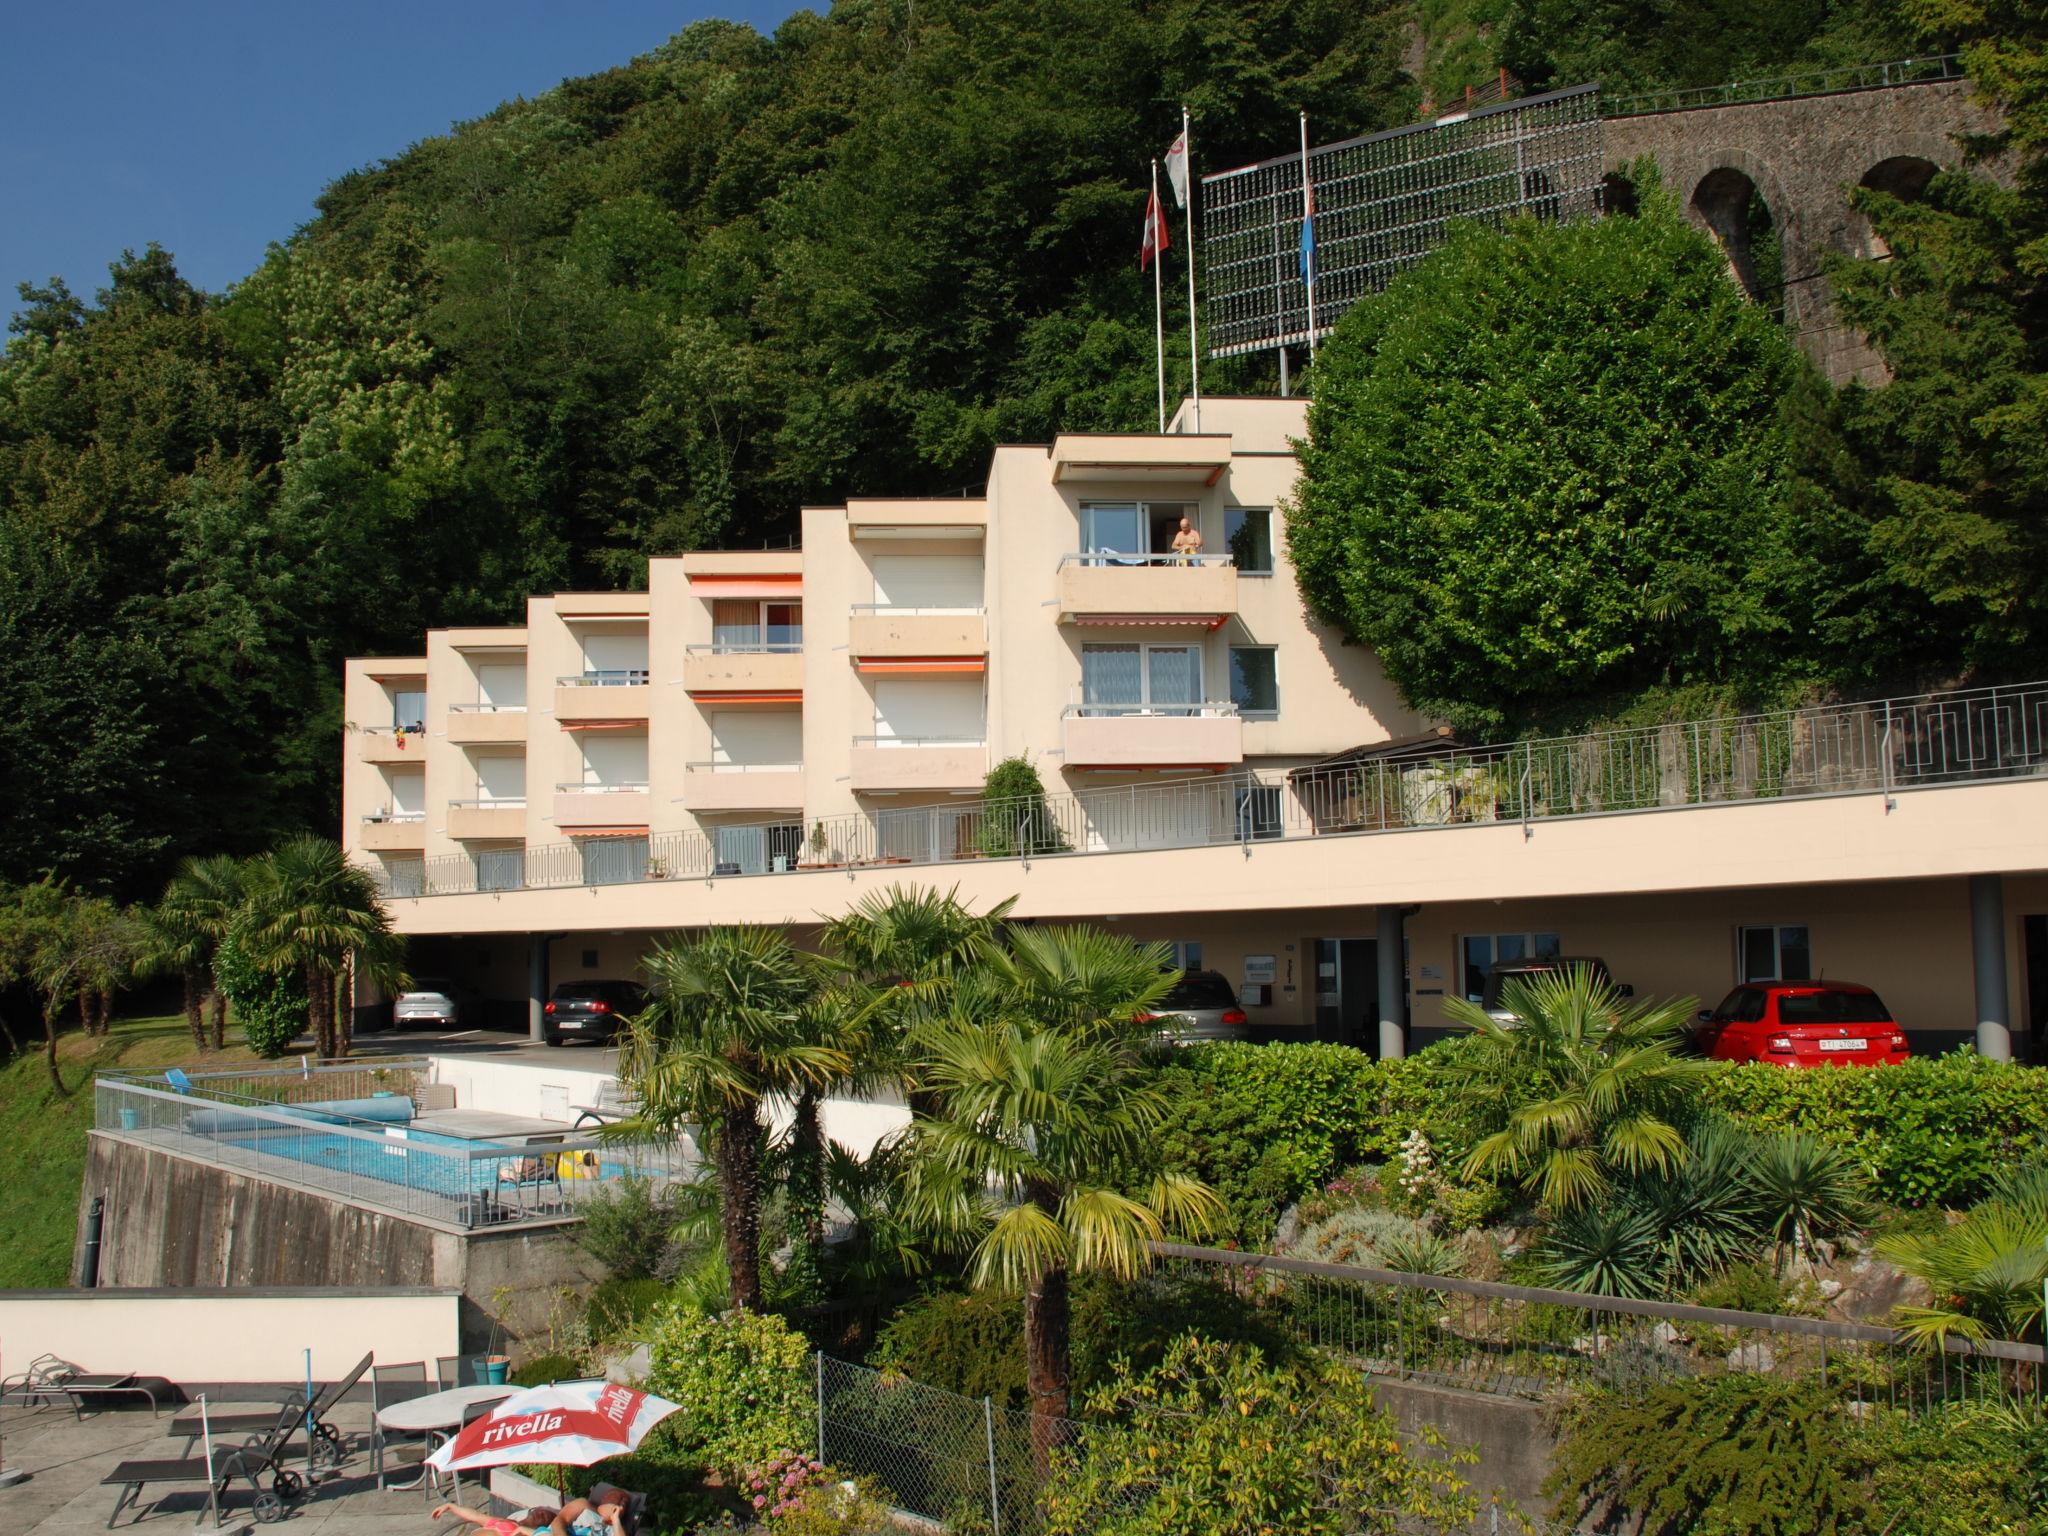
<box><xmin>447</xmin><ymin>703</ymin><xmax>528</xmax><ymax>713</ymax></box>
<box><xmin>447</xmin><ymin>798</ymin><xmax>527</xmax><ymax>809</ymax></box>
<box><xmin>850</xmin><ymin>735</ymin><xmax>987</xmax><ymax>747</ymax></box>
<box><xmin>362</xmin><ymin>725</ymin><xmax>426</xmax><ymax>736</ymax></box>
<box><xmin>364</xmin><ymin>810</ymin><xmax>426</xmax><ymax>824</ymax></box>
<box><xmin>685</xmin><ymin>761</ymin><xmax>803</xmax><ymax>773</ymax></box>
<box><xmin>1064</xmin><ymin>699</ymin><xmax>1240</xmax><ymax>719</ymax></box>
<box><xmin>1059</xmin><ymin>552</ymin><xmax>1234</xmax><ymax>568</ymax></box>
<box><xmin>554</xmin><ymin>781</ymin><xmax>650</xmax><ymax>793</ymax></box>
<box><xmin>556</xmin><ymin>670</ymin><xmax>650</xmax><ymax>686</ymax></box>
<box><xmin>684</xmin><ymin>641</ymin><xmax>804</xmax><ymax>654</ymax></box>
<box><xmin>848</xmin><ymin>604</ymin><xmax>986</xmax><ymax>615</ymax></box>
<box><xmin>376</xmin><ymin>680</ymin><xmax>2048</xmax><ymax>899</ymax></box>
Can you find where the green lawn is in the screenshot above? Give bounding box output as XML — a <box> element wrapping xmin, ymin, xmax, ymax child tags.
<box><xmin>0</xmin><ymin>1014</ymin><xmax>268</xmax><ymax>1289</ymax></box>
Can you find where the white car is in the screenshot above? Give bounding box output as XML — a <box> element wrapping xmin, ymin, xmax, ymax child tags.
<box><xmin>393</xmin><ymin>978</ymin><xmax>475</xmax><ymax>1029</ymax></box>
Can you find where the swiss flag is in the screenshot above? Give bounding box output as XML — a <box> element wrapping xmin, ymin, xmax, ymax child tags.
<box><xmin>1140</xmin><ymin>185</ymin><xmax>1169</xmax><ymax>271</ymax></box>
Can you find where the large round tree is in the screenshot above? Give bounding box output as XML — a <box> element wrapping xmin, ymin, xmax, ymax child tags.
<box><xmin>1288</xmin><ymin>187</ymin><xmax>1817</xmax><ymax>736</ymax></box>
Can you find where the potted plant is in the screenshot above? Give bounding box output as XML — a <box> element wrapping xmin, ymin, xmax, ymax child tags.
<box><xmin>484</xmin><ymin>1287</ymin><xmax>513</xmax><ymax>1383</ymax></box>
<box><xmin>801</xmin><ymin>819</ymin><xmax>838</xmax><ymax>868</ymax></box>
<box><xmin>645</xmin><ymin>855</ymin><xmax>671</xmax><ymax>880</ymax></box>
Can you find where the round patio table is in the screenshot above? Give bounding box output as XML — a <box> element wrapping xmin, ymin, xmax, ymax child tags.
<box><xmin>376</xmin><ymin>1384</ymin><xmax>520</xmax><ymax>1496</ymax></box>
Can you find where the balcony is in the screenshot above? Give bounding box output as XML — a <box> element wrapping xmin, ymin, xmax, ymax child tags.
<box><xmin>1063</xmin><ymin>703</ymin><xmax>1244</xmax><ymax>770</ymax></box>
<box><xmin>447</xmin><ymin>799</ymin><xmax>527</xmax><ymax>840</ymax></box>
<box><xmin>446</xmin><ymin>706</ymin><xmax>529</xmax><ymax>745</ymax></box>
<box><xmin>849</xmin><ymin>737</ymin><xmax>988</xmax><ymax>792</ymax></box>
<box><xmin>552</xmin><ymin>782</ymin><xmax>651</xmax><ymax>831</ymax></box>
<box><xmin>1057</xmin><ymin>555</ymin><xmax>1237</xmax><ymax>628</ymax></box>
<box><xmin>681</xmin><ymin>763</ymin><xmax>806</xmax><ymax>813</ymax></box>
<box><xmin>555</xmin><ymin>672</ymin><xmax>651</xmax><ymax>722</ymax></box>
<box><xmin>359</xmin><ymin>812</ymin><xmax>427</xmax><ymax>851</ymax></box>
<box><xmin>682</xmin><ymin>646</ymin><xmax>804</xmax><ymax>697</ymax></box>
<box><xmin>357</xmin><ymin>728</ymin><xmax>426</xmax><ymax>763</ymax></box>
<box><xmin>848</xmin><ymin>607</ymin><xmax>987</xmax><ymax>662</ymax></box>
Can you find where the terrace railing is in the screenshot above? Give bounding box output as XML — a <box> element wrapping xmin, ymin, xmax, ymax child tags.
<box><xmin>1606</xmin><ymin>52</ymin><xmax>1963</xmax><ymax>116</ymax></box>
<box><xmin>377</xmin><ymin>679</ymin><xmax>2048</xmax><ymax>898</ymax></box>
<box><xmin>94</xmin><ymin>1071</ymin><xmax>692</xmax><ymax>1232</ymax></box>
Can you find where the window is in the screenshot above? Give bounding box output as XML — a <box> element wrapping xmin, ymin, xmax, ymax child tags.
<box><xmin>714</xmin><ymin>823</ymin><xmax>803</xmax><ymax>875</ymax></box>
<box><xmin>580</xmin><ymin>837</ymin><xmax>649</xmax><ymax>886</ymax></box>
<box><xmin>393</xmin><ymin>690</ymin><xmax>426</xmax><ymax>732</ymax></box>
<box><xmin>1460</xmin><ymin>931</ymin><xmax>1562</xmax><ymax>1003</ymax></box>
<box><xmin>1740</xmin><ymin>925</ymin><xmax>1811</xmax><ymax>983</ymax></box>
<box><xmin>475</xmin><ymin>848</ymin><xmax>523</xmax><ymax>892</ymax></box>
<box><xmin>476</xmin><ymin>663</ymin><xmax>526</xmax><ymax>710</ymax></box>
<box><xmin>1080</xmin><ymin>644</ymin><xmax>1202</xmax><ymax>713</ymax></box>
<box><xmin>383</xmin><ymin>858</ymin><xmax>425</xmax><ymax>898</ymax></box>
<box><xmin>580</xmin><ymin>734</ymin><xmax>648</xmax><ymax>788</ymax></box>
<box><xmin>1709</xmin><ymin>987</ymin><xmax>1769</xmax><ymax>1024</ymax></box>
<box><xmin>711</xmin><ymin>601</ymin><xmax>802</xmax><ymax>652</ymax></box>
<box><xmin>1224</xmin><ymin>508</ymin><xmax>1273</xmax><ymax>574</ymax></box>
<box><xmin>1080</xmin><ymin>502</ymin><xmax>1199</xmax><ymax>563</ymax></box>
<box><xmin>871</xmin><ymin>554</ymin><xmax>982</xmax><ymax>610</ymax></box>
<box><xmin>872</xmin><ymin>676</ymin><xmax>985</xmax><ymax>743</ymax></box>
<box><xmin>1165</xmin><ymin>941</ymin><xmax>1204</xmax><ymax>971</ymax></box>
<box><xmin>476</xmin><ymin>755</ymin><xmax>525</xmax><ymax>804</ymax></box>
<box><xmin>1235</xmin><ymin>785</ymin><xmax>1283</xmax><ymax>841</ymax></box>
<box><xmin>1229</xmin><ymin>647</ymin><xmax>1278</xmax><ymax>715</ymax></box>
<box><xmin>581</xmin><ymin>632</ymin><xmax>649</xmax><ymax>679</ymax></box>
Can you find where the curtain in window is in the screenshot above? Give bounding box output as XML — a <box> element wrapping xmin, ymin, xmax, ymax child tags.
<box><xmin>1147</xmin><ymin>646</ymin><xmax>1199</xmax><ymax>713</ymax></box>
<box><xmin>1082</xmin><ymin>645</ymin><xmax>1142</xmax><ymax>709</ymax></box>
<box><xmin>713</xmin><ymin>599</ymin><xmax>761</xmax><ymax>650</ymax></box>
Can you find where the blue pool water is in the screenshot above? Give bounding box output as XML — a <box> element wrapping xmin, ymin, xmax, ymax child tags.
<box><xmin>216</xmin><ymin>1126</ymin><xmax>648</xmax><ymax>1199</ymax></box>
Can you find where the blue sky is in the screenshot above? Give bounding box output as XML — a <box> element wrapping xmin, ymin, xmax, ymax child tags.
<box><xmin>1</xmin><ymin>0</ymin><xmax>806</xmax><ymax>326</ymax></box>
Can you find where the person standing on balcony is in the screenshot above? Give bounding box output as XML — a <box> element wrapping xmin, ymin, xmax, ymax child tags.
<box><xmin>1171</xmin><ymin>515</ymin><xmax>1204</xmax><ymax>564</ymax></box>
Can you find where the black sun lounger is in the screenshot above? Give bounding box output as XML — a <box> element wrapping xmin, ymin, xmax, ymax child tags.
<box><xmin>167</xmin><ymin>1350</ymin><xmax>373</xmax><ymax>1468</ymax></box>
<box><xmin>103</xmin><ymin>1403</ymin><xmax>306</xmax><ymax>1527</ymax></box>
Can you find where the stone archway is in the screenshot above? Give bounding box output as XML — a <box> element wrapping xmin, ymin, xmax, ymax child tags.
<box><xmin>1690</xmin><ymin>165</ymin><xmax>1784</xmax><ymax>310</ymax></box>
<box><xmin>1855</xmin><ymin>153</ymin><xmax>1943</xmax><ymax>257</ymax></box>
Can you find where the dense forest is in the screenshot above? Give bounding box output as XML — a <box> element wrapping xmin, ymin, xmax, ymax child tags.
<box><xmin>0</xmin><ymin>0</ymin><xmax>2038</xmax><ymax>898</ymax></box>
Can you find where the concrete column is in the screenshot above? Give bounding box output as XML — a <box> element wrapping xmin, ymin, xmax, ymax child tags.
<box><xmin>528</xmin><ymin>935</ymin><xmax>550</xmax><ymax>1045</ymax></box>
<box><xmin>1376</xmin><ymin>905</ymin><xmax>1407</xmax><ymax>1061</ymax></box>
<box><xmin>1972</xmin><ymin>874</ymin><xmax>2012</xmax><ymax>1061</ymax></box>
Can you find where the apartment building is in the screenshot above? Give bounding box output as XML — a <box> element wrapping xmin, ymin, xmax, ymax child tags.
<box><xmin>344</xmin><ymin>398</ymin><xmax>2048</xmax><ymax>1057</ymax></box>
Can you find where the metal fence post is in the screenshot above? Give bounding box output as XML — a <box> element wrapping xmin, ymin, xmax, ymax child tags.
<box><xmin>983</xmin><ymin>1396</ymin><xmax>1002</xmax><ymax>1536</ymax></box>
<box><xmin>815</xmin><ymin>1352</ymin><xmax>826</xmax><ymax>1463</ymax></box>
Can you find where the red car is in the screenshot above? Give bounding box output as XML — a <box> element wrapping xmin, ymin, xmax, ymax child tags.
<box><xmin>1697</xmin><ymin>981</ymin><xmax>1909</xmax><ymax>1067</ymax></box>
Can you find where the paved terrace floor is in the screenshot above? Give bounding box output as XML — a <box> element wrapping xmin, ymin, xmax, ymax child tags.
<box><xmin>2</xmin><ymin>1400</ymin><xmax>502</xmax><ymax>1536</ymax></box>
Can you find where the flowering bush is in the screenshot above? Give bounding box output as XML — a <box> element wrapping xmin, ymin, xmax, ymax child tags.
<box><xmin>645</xmin><ymin>1308</ymin><xmax>811</xmax><ymax>1481</ymax></box>
<box><xmin>742</xmin><ymin>1452</ymin><xmax>831</xmax><ymax>1521</ymax></box>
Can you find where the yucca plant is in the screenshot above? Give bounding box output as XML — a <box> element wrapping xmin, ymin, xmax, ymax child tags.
<box><xmin>1442</xmin><ymin>965</ymin><xmax>1712</xmax><ymax>1211</ymax></box>
<box><xmin>1745</xmin><ymin>1130</ymin><xmax>1869</xmax><ymax>1271</ymax></box>
<box><xmin>1538</xmin><ymin>1203</ymin><xmax>1665</xmax><ymax>1299</ymax></box>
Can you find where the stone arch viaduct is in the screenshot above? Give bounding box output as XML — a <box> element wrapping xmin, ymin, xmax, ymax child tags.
<box><xmin>1604</xmin><ymin>77</ymin><xmax>2003</xmax><ymax>384</ymax></box>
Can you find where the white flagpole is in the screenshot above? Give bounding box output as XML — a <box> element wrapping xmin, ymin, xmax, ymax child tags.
<box><xmin>1182</xmin><ymin>106</ymin><xmax>1201</xmax><ymax>433</ymax></box>
<box><xmin>1299</xmin><ymin>111</ymin><xmax>1318</xmax><ymax>364</ymax></box>
<box><xmin>1151</xmin><ymin>159</ymin><xmax>1167</xmax><ymax>432</ymax></box>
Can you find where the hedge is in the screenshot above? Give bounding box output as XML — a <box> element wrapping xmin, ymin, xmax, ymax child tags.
<box><xmin>1149</xmin><ymin>1043</ymin><xmax>2048</xmax><ymax>1236</ymax></box>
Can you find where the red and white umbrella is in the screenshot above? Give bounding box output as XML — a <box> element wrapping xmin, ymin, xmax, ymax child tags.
<box><xmin>425</xmin><ymin>1382</ymin><xmax>681</xmax><ymax>1475</ymax></box>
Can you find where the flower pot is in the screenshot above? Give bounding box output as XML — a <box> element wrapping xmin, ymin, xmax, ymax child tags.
<box><xmin>483</xmin><ymin>1355</ymin><xmax>510</xmax><ymax>1384</ymax></box>
<box><xmin>118</xmin><ymin>1108</ymin><xmax>140</xmax><ymax>1131</ymax></box>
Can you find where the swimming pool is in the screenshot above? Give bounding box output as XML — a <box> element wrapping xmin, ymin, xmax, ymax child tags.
<box><xmin>220</xmin><ymin>1126</ymin><xmax>506</xmax><ymax>1194</ymax></box>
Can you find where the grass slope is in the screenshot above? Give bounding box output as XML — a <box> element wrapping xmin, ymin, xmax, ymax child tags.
<box><xmin>0</xmin><ymin>1015</ymin><xmax>265</xmax><ymax>1289</ymax></box>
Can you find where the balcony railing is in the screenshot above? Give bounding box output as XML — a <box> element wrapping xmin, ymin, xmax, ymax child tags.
<box><xmin>851</xmin><ymin>735</ymin><xmax>987</xmax><ymax>747</ymax></box>
<box><xmin>1059</xmin><ymin>552</ymin><xmax>1235</xmax><ymax>568</ymax></box>
<box><xmin>447</xmin><ymin>703</ymin><xmax>528</xmax><ymax>713</ymax></box>
<box><xmin>1064</xmin><ymin>700</ymin><xmax>1238</xmax><ymax>718</ymax></box>
<box><xmin>447</xmin><ymin>798</ymin><xmax>527</xmax><ymax>809</ymax></box>
<box><xmin>372</xmin><ymin>679</ymin><xmax>2048</xmax><ymax>898</ymax></box>
<box><xmin>848</xmin><ymin>604</ymin><xmax>986</xmax><ymax>615</ymax></box>
<box><xmin>363</xmin><ymin>810</ymin><xmax>426</xmax><ymax>824</ymax></box>
<box><xmin>685</xmin><ymin>761</ymin><xmax>803</xmax><ymax>773</ymax></box>
<box><xmin>684</xmin><ymin>641</ymin><xmax>803</xmax><ymax>654</ymax></box>
<box><xmin>554</xmin><ymin>781</ymin><xmax>650</xmax><ymax>794</ymax></box>
<box><xmin>557</xmin><ymin>670</ymin><xmax>649</xmax><ymax>686</ymax></box>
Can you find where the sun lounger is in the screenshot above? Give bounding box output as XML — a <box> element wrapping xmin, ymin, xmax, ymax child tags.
<box><xmin>0</xmin><ymin>1355</ymin><xmax>166</xmax><ymax>1417</ymax></box>
<box><xmin>168</xmin><ymin>1350</ymin><xmax>372</xmax><ymax>1468</ymax></box>
<box><xmin>103</xmin><ymin>1402</ymin><xmax>305</xmax><ymax>1526</ymax></box>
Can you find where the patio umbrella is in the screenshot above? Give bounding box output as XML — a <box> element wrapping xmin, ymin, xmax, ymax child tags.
<box><xmin>425</xmin><ymin>1382</ymin><xmax>682</xmax><ymax>1476</ymax></box>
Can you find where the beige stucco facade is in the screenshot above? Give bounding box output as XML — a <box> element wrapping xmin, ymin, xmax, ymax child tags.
<box><xmin>345</xmin><ymin>396</ymin><xmax>2048</xmax><ymax>1057</ymax></box>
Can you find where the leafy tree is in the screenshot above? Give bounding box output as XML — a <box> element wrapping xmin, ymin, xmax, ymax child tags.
<box><xmin>1440</xmin><ymin>966</ymin><xmax>1710</xmax><ymax>1210</ymax></box>
<box><xmin>211</xmin><ymin>917</ymin><xmax>308</xmax><ymax>1059</ymax></box>
<box><xmin>141</xmin><ymin>854</ymin><xmax>245</xmax><ymax>1050</ymax></box>
<box><xmin>238</xmin><ymin>834</ymin><xmax>404</xmax><ymax>1058</ymax></box>
<box><xmin>1043</xmin><ymin>1334</ymin><xmax>1480</xmax><ymax>1536</ymax></box>
<box><xmin>1288</xmin><ymin>188</ymin><xmax>1821</xmax><ymax>736</ymax></box>
<box><xmin>618</xmin><ymin>925</ymin><xmax>849</xmax><ymax>1312</ymax></box>
<box><xmin>899</xmin><ymin>926</ymin><xmax>1226</xmax><ymax>1456</ymax></box>
<box><xmin>977</xmin><ymin>756</ymin><xmax>1069</xmax><ymax>857</ymax></box>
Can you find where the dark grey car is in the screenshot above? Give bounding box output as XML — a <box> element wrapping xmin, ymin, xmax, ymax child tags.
<box><xmin>543</xmin><ymin>980</ymin><xmax>649</xmax><ymax>1046</ymax></box>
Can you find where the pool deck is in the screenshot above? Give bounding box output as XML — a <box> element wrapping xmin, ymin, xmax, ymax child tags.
<box><xmin>3</xmin><ymin>1400</ymin><xmax>489</xmax><ymax>1536</ymax></box>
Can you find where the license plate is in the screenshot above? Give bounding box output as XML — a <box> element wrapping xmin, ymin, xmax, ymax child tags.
<box><xmin>1817</xmin><ymin>1038</ymin><xmax>1867</xmax><ymax>1052</ymax></box>
<box><xmin>557</xmin><ymin>1020</ymin><xmax>585</xmax><ymax>1030</ymax></box>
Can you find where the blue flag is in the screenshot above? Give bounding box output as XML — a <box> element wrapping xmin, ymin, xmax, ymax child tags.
<box><xmin>1299</xmin><ymin>185</ymin><xmax>1316</xmax><ymax>283</ymax></box>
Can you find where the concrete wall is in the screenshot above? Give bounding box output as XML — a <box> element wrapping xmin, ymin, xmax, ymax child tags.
<box><xmin>76</xmin><ymin>1137</ymin><xmax>602</xmax><ymax>1356</ymax></box>
<box><xmin>0</xmin><ymin>1287</ymin><xmax>459</xmax><ymax>1388</ymax></box>
<box><xmin>1371</xmin><ymin>1377</ymin><xmax>1559</xmax><ymax>1520</ymax></box>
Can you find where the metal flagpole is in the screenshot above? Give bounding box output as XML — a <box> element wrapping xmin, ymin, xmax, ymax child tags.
<box><xmin>1181</xmin><ymin>106</ymin><xmax>1201</xmax><ymax>432</ymax></box>
<box><xmin>1151</xmin><ymin>159</ymin><xmax>1167</xmax><ymax>432</ymax></box>
<box><xmin>1299</xmin><ymin>112</ymin><xmax>1318</xmax><ymax>364</ymax></box>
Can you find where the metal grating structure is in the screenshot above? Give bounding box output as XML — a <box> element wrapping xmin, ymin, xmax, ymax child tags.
<box><xmin>1201</xmin><ymin>84</ymin><xmax>1606</xmax><ymax>357</ymax></box>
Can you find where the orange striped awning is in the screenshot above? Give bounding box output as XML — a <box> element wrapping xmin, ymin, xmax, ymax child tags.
<box><xmin>855</xmin><ymin>657</ymin><xmax>987</xmax><ymax>675</ymax></box>
<box><xmin>687</xmin><ymin>573</ymin><xmax>803</xmax><ymax>599</ymax></box>
<box><xmin>563</xmin><ymin>826</ymin><xmax>651</xmax><ymax>839</ymax></box>
<box><xmin>685</xmin><ymin>690</ymin><xmax>802</xmax><ymax>705</ymax></box>
<box><xmin>560</xmin><ymin>720</ymin><xmax>649</xmax><ymax>732</ymax></box>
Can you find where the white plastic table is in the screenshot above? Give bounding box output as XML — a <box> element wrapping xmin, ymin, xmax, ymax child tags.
<box><xmin>375</xmin><ymin>1384</ymin><xmax>519</xmax><ymax>1495</ymax></box>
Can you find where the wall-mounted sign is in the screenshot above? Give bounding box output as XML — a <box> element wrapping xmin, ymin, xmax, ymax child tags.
<box><xmin>1419</xmin><ymin>964</ymin><xmax>1444</xmax><ymax>982</ymax></box>
<box><xmin>1243</xmin><ymin>954</ymin><xmax>1277</xmax><ymax>986</ymax></box>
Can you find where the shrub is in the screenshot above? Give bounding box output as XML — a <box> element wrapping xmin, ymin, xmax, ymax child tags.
<box><xmin>1861</xmin><ymin>1402</ymin><xmax>2048</xmax><ymax>1534</ymax></box>
<box><xmin>976</xmin><ymin>756</ymin><xmax>1068</xmax><ymax>856</ymax></box>
<box><xmin>871</xmin><ymin>1287</ymin><xmax>1029</xmax><ymax>1407</ymax></box>
<box><xmin>509</xmin><ymin>1352</ymin><xmax>584</xmax><ymax>1387</ymax></box>
<box><xmin>212</xmin><ymin>924</ymin><xmax>305</xmax><ymax>1059</ymax></box>
<box><xmin>586</xmin><ymin>1275</ymin><xmax>677</xmax><ymax>1341</ymax></box>
<box><xmin>535</xmin><ymin>1431</ymin><xmax>724</xmax><ymax>1536</ymax></box>
<box><xmin>577</xmin><ymin>1178</ymin><xmax>687</xmax><ymax>1282</ymax></box>
<box><xmin>1690</xmin><ymin>1262</ymin><xmax>1789</xmax><ymax>1315</ymax></box>
<box><xmin>645</xmin><ymin>1308</ymin><xmax>813</xmax><ymax>1480</ymax></box>
<box><xmin>1043</xmin><ymin>1334</ymin><xmax>1480</xmax><ymax>1536</ymax></box>
<box><xmin>1285</xmin><ymin>1208</ymin><xmax>1461</xmax><ymax>1276</ymax></box>
<box><xmin>1547</xmin><ymin>1377</ymin><xmax>1874</xmax><ymax>1536</ymax></box>
<box><xmin>1702</xmin><ymin>1053</ymin><xmax>2048</xmax><ymax>1209</ymax></box>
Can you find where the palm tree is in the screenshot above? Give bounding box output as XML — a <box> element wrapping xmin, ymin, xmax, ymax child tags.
<box><xmin>616</xmin><ymin>925</ymin><xmax>850</xmax><ymax>1312</ymax></box>
<box><xmin>1441</xmin><ymin>965</ymin><xmax>1709</xmax><ymax>1212</ymax></box>
<box><xmin>901</xmin><ymin>926</ymin><xmax>1225</xmax><ymax>1458</ymax></box>
<box><xmin>241</xmin><ymin>835</ymin><xmax>404</xmax><ymax>1058</ymax></box>
<box><xmin>1880</xmin><ymin>1176</ymin><xmax>2048</xmax><ymax>1352</ymax></box>
<box><xmin>151</xmin><ymin>855</ymin><xmax>245</xmax><ymax>1049</ymax></box>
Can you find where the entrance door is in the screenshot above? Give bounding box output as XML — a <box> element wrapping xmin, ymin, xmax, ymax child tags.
<box><xmin>1313</xmin><ymin>939</ymin><xmax>1379</xmax><ymax>1051</ymax></box>
<box><xmin>2026</xmin><ymin>914</ymin><xmax>2048</xmax><ymax>1063</ymax></box>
